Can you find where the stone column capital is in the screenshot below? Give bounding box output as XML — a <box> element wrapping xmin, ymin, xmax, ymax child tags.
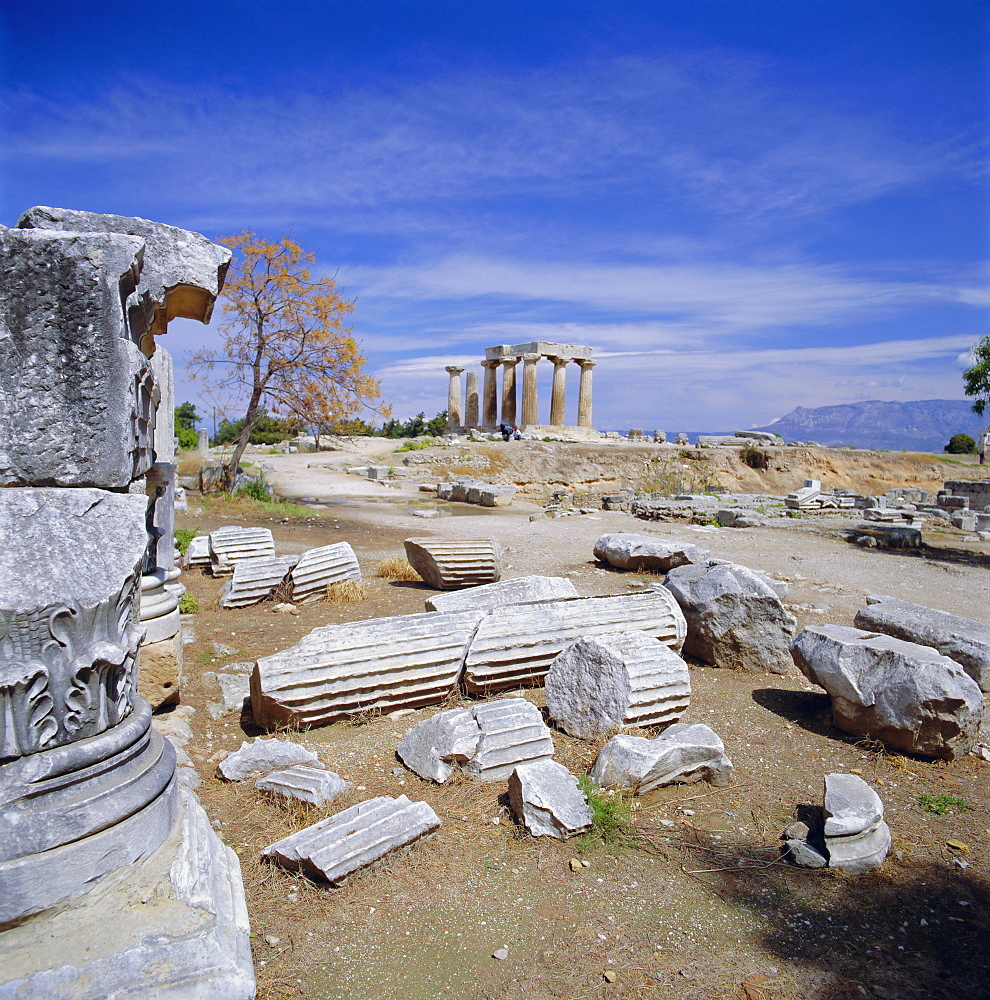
<box><xmin>521</xmin><ymin>353</ymin><xmax>541</xmax><ymax>363</ymax></box>
<box><xmin>481</xmin><ymin>358</ymin><xmax>500</xmax><ymax>369</ymax></box>
<box><xmin>445</xmin><ymin>365</ymin><xmax>466</xmax><ymax>376</ymax></box>
<box><xmin>574</xmin><ymin>358</ymin><xmax>596</xmax><ymax>369</ymax></box>
<box><xmin>500</xmin><ymin>357</ymin><xmax>519</xmax><ymax>367</ymax></box>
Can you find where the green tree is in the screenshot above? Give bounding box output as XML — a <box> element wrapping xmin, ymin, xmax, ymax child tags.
<box><xmin>945</xmin><ymin>433</ymin><xmax>977</xmax><ymax>455</ymax></box>
<box><xmin>174</xmin><ymin>402</ymin><xmax>199</xmax><ymax>450</ymax></box>
<box><xmin>189</xmin><ymin>232</ymin><xmax>384</xmax><ymax>486</ymax></box>
<box><xmin>213</xmin><ymin>410</ymin><xmax>301</xmax><ymax>445</ymax></box>
<box><xmin>963</xmin><ymin>336</ymin><xmax>990</xmax><ymax>416</ymax></box>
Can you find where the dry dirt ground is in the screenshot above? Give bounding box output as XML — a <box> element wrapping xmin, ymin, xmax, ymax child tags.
<box><xmin>169</xmin><ymin>441</ymin><xmax>989</xmax><ymax>1000</ymax></box>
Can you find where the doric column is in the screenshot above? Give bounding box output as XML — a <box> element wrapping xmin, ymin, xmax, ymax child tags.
<box><xmin>549</xmin><ymin>356</ymin><xmax>568</xmax><ymax>426</ymax></box>
<box><xmin>521</xmin><ymin>353</ymin><xmax>540</xmax><ymax>427</ymax></box>
<box><xmin>576</xmin><ymin>359</ymin><xmax>596</xmax><ymax>428</ymax></box>
<box><xmin>481</xmin><ymin>360</ymin><xmax>500</xmax><ymax>429</ymax></box>
<box><xmin>445</xmin><ymin>365</ymin><xmax>465</xmax><ymax>430</ymax></box>
<box><xmin>500</xmin><ymin>358</ymin><xmax>519</xmax><ymax>426</ymax></box>
<box><xmin>464</xmin><ymin>370</ymin><xmax>480</xmax><ymax>428</ymax></box>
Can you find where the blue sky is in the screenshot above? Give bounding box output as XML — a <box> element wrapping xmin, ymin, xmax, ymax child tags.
<box><xmin>2</xmin><ymin>0</ymin><xmax>987</xmax><ymax>432</ymax></box>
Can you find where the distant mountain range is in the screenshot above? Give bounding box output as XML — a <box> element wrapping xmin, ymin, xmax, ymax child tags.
<box><xmin>749</xmin><ymin>399</ymin><xmax>988</xmax><ymax>452</ymax></box>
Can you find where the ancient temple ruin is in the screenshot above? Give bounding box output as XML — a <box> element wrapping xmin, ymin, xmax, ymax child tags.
<box><xmin>446</xmin><ymin>341</ymin><xmax>597</xmax><ymax>437</ymax></box>
<box><xmin>0</xmin><ymin>208</ymin><xmax>255</xmax><ymax>997</ymax></box>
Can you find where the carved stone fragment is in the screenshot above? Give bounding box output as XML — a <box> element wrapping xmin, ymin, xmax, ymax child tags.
<box><xmin>545</xmin><ymin>631</ymin><xmax>691</xmax><ymax>738</ymax></box>
<box><xmin>462</xmin><ymin>591</ymin><xmax>687</xmax><ymax>694</ymax></box>
<box><xmin>208</xmin><ymin>525</ymin><xmax>276</xmax><ymax>577</ymax></box>
<box><xmin>425</xmin><ymin>575</ymin><xmax>579</xmax><ymax>612</ymax></box>
<box><xmin>261</xmin><ymin>795</ymin><xmax>441</xmax><ymax>884</ymax></box>
<box><xmin>593</xmin><ymin>533</ymin><xmax>709</xmax><ymax>572</ymax></box>
<box><xmin>404</xmin><ymin>537</ymin><xmax>502</xmax><ymax>589</ymax></box>
<box><xmin>288</xmin><ymin>542</ymin><xmax>361</xmax><ymax>604</ymax></box>
<box><xmin>217</xmin><ymin>738</ymin><xmax>323</xmax><ymax>781</ymax></box>
<box><xmin>396</xmin><ymin>707</ymin><xmax>481</xmax><ymax>783</ymax></box>
<box><xmin>219</xmin><ymin>555</ymin><xmax>295</xmax><ymax>609</ymax></box>
<box><xmin>466</xmin><ymin>699</ymin><xmax>555</xmax><ymax>782</ymax></box>
<box><xmin>256</xmin><ymin>766</ymin><xmax>351</xmax><ymax>807</ymax></box>
<box><xmin>508</xmin><ymin>760</ymin><xmax>592</xmax><ymax>839</ymax></box>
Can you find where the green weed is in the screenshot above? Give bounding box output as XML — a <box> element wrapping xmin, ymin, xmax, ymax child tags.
<box><xmin>578</xmin><ymin>775</ymin><xmax>633</xmax><ymax>848</ymax></box>
<box><xmin>174</xmin><ymin>527</ymin><xmax>198</xmax><ymax>556</ymax></box>
<box><xmin>918</xmin><ymin>793</ymin><xmax>971</xmax><ymax>815</ymax></box>
<box><xmin>179</xmin><ymin>592</ymin><xmax>199</xmax><ymax>614</ymax></box>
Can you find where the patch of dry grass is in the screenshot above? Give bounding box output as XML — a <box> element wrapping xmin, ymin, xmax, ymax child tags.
<box><xmin>324</xmin><ymin>579</ymin><xmax>370</xmax><ymax>603</ymax></box>
<box><xmin>374</xmin><ymin>557</ymin><xmax>421</xmax><ymax>582</ymax></box>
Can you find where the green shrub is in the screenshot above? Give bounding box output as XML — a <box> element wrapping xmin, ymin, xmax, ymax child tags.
<box><xmin>235</xmin><ymin>479</ymin><xmax>270</xmax><ymax>502</ymax></box>
<box><xmin>174</xmin><ymin>527</ymin><xmax>198</xmax><ymax>556</ymax></box>
<box><xmin>918</xmin><ymin>793</ymin><xmax>971</xmax><ymax>815</ymax></box>
<box><xmin>179</xmin><ymin>593</ymin><xmax>199</xmax><ymax>614</ymax></box>
<box><xmin>945</xmin><ymin>433</ymin><xmax>977</xmax><ymax>455</ymax></box>
<box><xmin>578</xmin><ymin>775</ymin><xmax>633</xmax><ymax>847</ymax></box>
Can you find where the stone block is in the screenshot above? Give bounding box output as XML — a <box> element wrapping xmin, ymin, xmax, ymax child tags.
<box><xmin>791</xmin><ymin>625</ymin><xmax>983</xmax><ymax>759</ymax></box>
<box><xmin>593</xmin><ymin>533</ymin><xmax>709</xmax><ymax>572</ymax></box>
<box><xmin>663</xmin><ymin>560</ymin><xmax>796</xmax><ymax>674</ymax></box>
<box><xmin>256</xmin><ymin>766</ymin><xmax>351</xmax><ymax>807</ymax></box>
<box><xmin>206</xmin><ymin>671</ymin><xmax>251</xmax><ymax>719</ymax></box>
<box><xmin>139</xmin><ymin>630</ymin><xmax>184</xmax><ymax>709</ymax></box>
<box><xmin>208</xmin><ymin>525</ymin><xmax>276</xmax><ymax>576</ymax></box>
<box><xmin>288</xmin><ymin>541</ymin><xmax>361</xmax><ymax>604</ymax></box>
<box><xmin>508</xmin><ymin>760</ymin><xmax>592</xmax><ymax>839</ymax></box>
<box><xmin>261</xmin><ymin>794</ymin><xmax>441</xmax><ymax>884</ymax></box>
<box><xmin>217</xmin><ymin>738</ymin><xmax>323</xmax><ymax>781</ymax></box>
<box><xmin>854</xmin><ymin>596</ymin><xmax>990</xmax><ymax>692</ymax></box>
<box><xmin>425</xmin><ymin>574</ymin><xmax>579</xmax><ymax>612</ymax></box>
<box><xmin>589</xmin><ymin>724</ymin><xmax>733</xmax><ymax>793</ymax></box>
<box><xmin>219</xmin><ymin>555</ymin><xmax>295</xmax><ymax>608</ymax></box>
<box><xmin>251</xmin><ymin>609</ymin><xmax>486</xmax><ymax>729</ymax></box>
<box><xmin>182</xmin><ymin>534</ymin><xmax>211</xmax><ymax>568</ymax></box>
<box><xmin>397</xmin><ymin>707</ymin><xmax>482</xmax><ymax>783</ymax></box>
<box><xmin>545</xmin><ymin>631</ymin><xmax>691</xmax><ymax>738</ymax></box>
<box><xmin>463</xmin><ymin>591</ymin><xmax>687</xmax><ymax>694</ymax></box>
<box><xmin>404</xmin><ymin>537</ymin><xmax>502</xmax><ymax>589</ymax></box>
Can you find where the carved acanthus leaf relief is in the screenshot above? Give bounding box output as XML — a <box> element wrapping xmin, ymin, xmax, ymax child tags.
<box><xmin>0</xmin><ymin>580</ymin><xmax>141</xmax><ymax>761</ymax></box>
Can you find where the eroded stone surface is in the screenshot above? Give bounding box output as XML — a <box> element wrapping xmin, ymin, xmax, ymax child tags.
<box><xmin>397</xmin><ymin>708</ymin><xmax>481</xmax><ymax>783</ymax></box>
<box><xmin>261</xmin><ymin>795</ymin><xmax>441</xmax><ymax>884</ymax></box>
<box><xmin>791</xmin><ymin>625</ymin><xmax>983</xmax><ymax>759</ymax></box>
<box><xmin>404</xmin><ymin>537</ymin><xmax>502</xmax><ymax>590</ymax></box>
<box><xmin>854</xmin><ymin>596</ymin><xmax>990</xmax><ymax>692</ymax></box>
<box><xmin>425</xmin><ymin>575</ymin><xmax>579</xmax><ymax>613</ymax></box>
<box><xmin>545</xmin><ymin>632</ymin><xmax>691</xmax><ymax>738</ymax></box>
<box><xmin>508</xmin><ymin>760</ymin><xmax>592</xmax><ymax>839</ymax></box>
<box><xmin>593</xmin><ymin>533</ymin><xmax>709</xmax><ymax>572</ymax></box>
<box><xmin>256</xmin><ymin>766</ymin><xmax>351</xmax><ymax>807</ymax></box>
<box><xmin>663</xmin><ymin>560</ymin><xmax>796</xmax><ymax>674</ymax></box>
<box><xmin>467</xmin><ymin>699</ymin><xmax>555</xmax><ymax>782</ymax></box>
<box><xmin>289</xmin><ymin>542</ymin><xmax>361</xmax><ymax>604</ymax></box>
<box><xmin>219</xmin><ymin>555</ymin><xmax>294</xmax><ymax>609</ymax></box>
<box><xmin>589</xmin><ymin>724</ymin><xmax>733</xmax><ymax>793</ymax></box>
<box><xmin>208</xmin><ymin>525</ymin><xmax>276</xmax><ymax>577</ymax></box>
<box><xmin>217</xmin><ymin>738</ymin><xmax>323</xmax><ymax>781</ymax></box>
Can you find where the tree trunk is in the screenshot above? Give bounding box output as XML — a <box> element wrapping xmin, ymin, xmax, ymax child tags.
<box><xmin>224</xmin><ymin>388</ymin><xmax>264</xmax><ymax>490</ymax></box>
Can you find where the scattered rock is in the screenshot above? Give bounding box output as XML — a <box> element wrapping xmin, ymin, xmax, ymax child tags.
<box><xmin>589</xmin><ymin>724</ymin><xmax>733</xmax><ymax>793</ymax></box>
<box><xmin>663</xmin><ymin>560</ymin><xmax>796</xmax><ymax>674</ymax></box>
<box><xmin>217</xmin><ymin>739</ymin><xmax>323</xmax><ymax>781</ymax></box>
<box><xmin>508</xmin><ymin>760</ymin><xmax>592</xmax><ymax>839</ymax></box>
<box><xmin>261</xmin><ymin>795</ymin><xmax>441</xmax><ymax>884</ymax></box>
<box><xmin>791</xmin><ymin>625</ymin><xmax>984</xmax><ymax>759</ymax></box>
<box><xmin>256</xmin><ymin>766</ymin><xmax>351</xmax><ymax>806</ymax></box>
<box><xmin>593</xmin><ymin>533</ymin><xmax>709</xmax><ymax>572</ymax></box>
<box><xmin>545</xmin><ymin>631</ymin><xmax>691</xmax><ymax>738</ymax></box>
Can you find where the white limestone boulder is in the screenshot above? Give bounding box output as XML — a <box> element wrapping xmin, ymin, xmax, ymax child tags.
<box><xmin>790</xmin><ymin>625</ymin><xmax>983</xmax><ymax>759</ymax></box>
<box><xmin>403</xmin><ymin>537</ymin><xmax>502</xmax><ymax>590</ymax></box>
<box><xmin>256</xmin><ymin>766</ymin><xmax>351</xmax><ymax>807</ymax></box>
<box><xmin>854</xmin><ymin>596</ymin><xmax>990</xmax><ymax>692</ymax></box>
<box><xmin>261</xmin><ymin>795</ymin><xmax>441</xmax><ymax>884</ymax></box>
<box><xmin>508</xmin><ymin>760</ymin><xmax>592</xmax><ymax>839</ymax></box>
<box><xmin>593</xmin><ymin>533</ymin><xmax>709</xmax><ymax>572</ymax></box>
<box><xmin>545</xmin><ymin>632</ymin><xmax>691</xmax><ymax>738</ymax></box>
<box><xmin>662</xmin><ymin>560</ymin><xmax>796</xmax><ymax>674</ymax></box>
<box><xmin>425</xmin><ymin>575</ymin><xmax>579</xmax><ymax>613</ymax></box>
<box><xmin>589</xmin><ymin>724</ymin><xmax>733</xmax><ymax>793</ymax></box>
<box><xmin>396</xmin><ymin>707</ymin><xmax>482</xmax><ymax>783</ymax></box>
<box><xmin>288</xmin><ymin>542</ymin><xmax>361</xmax><ymax>604</ymax></box>
<box><xmin>217</xmin><ymin>738</ymin><xmax>323</xmax><ymax>781</ymax></box>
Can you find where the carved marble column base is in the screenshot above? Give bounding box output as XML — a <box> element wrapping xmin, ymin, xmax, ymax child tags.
<box><xmin>0</xmin><ymin>786</ymin><xmax>255</xmax><ymax>1000</ymax></box>
<box><xmin>0</xmin><ymin>700</ymin><xmax>178</xmax><ymax>924</ymax></box>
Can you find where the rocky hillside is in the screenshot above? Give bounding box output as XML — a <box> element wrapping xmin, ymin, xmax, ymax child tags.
<box><xmin>750</xmin><ymin>399</ymin><xmax>987</xmax><ymax>451</ymax></box>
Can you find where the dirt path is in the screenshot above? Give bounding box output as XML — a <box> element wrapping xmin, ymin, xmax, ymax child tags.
<box><xmin>170</xmin><ymin>444</ymin><xmax>990</xmax><ymax>1000</ymax></box>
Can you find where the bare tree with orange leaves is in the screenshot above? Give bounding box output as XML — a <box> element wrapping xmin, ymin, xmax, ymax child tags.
<box><xmin>190</xmin><ymin>232</ymin><xmax>384</xmax><ymax>486</ymax></box>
